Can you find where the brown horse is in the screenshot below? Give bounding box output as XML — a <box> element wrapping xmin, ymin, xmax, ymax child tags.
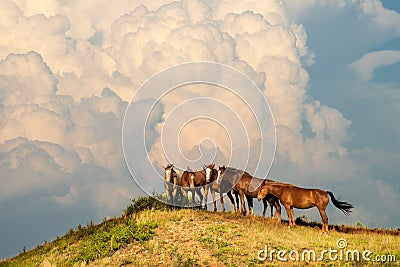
<box><xmin>203</xmin><ymin>165</ymin><xmax>238</xmax><ymax>212</ymax></box>
<box><xmin>181</xmin><ymin>164</ymin><xmax>214</xmax><ymax>209</ymax></box>
<box><xmin>257</xmin><ymin>182</ymin><xmax>354</xmax><ymax>232</ymax></box>
<box><xmin>216</xmin><ymin>166</ymin><xmax>282</xmax><ymax>221</ymax></box>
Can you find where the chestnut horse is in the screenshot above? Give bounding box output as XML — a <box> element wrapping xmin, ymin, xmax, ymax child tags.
<box><xmin>257</xmin><ymin>182</ymin><xmax>354</xmax><ymax>232</ymax></box>
<box><xmin>216</xmin><ymin>166</ymin><xmax>282</xmax><ymax>221</ymax></box>
<box><xmin>181</xmin><ymin>164</ymin><xmax>214</xmax><ymax>209</ymax></box>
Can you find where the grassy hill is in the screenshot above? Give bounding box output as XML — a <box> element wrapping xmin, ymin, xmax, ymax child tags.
<box><xmin>1</xmin><ymin>197</ymin><xmax>399</xmax><ymax>267</ymax></box>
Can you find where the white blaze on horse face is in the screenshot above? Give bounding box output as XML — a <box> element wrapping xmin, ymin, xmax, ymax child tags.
<box><xmin>205</xmin><ymin>167</ymin><xmax>212</xmax><ymax>182</ymax></box>
<box><xmin>190</xmin><ymin>174</ymin><xmax>195</xmax><ymax>187</ymax></box>
<box><xmin>217</xmin><ymin>170</ymin><xmax>222</xmax><ymax>184</ymax></box>
<box><xmin>165</xmin><ymin>169</ymin><xmax>172</xmax><ymax>182</ymax></box>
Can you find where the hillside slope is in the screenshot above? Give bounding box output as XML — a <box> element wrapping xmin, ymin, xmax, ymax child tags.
<box><xmin>1</xmin><ymin>204</ymin><xmax>400</xmax><ymax>266</ymax></box>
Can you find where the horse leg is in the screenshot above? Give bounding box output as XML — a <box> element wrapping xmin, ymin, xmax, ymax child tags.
<box><xmin>191</xmin><ymin>188</ymin><xmax>196</xmax><ymax>205</ymax></box>
<box><xmin>283</xmin><ymin>204</ymin><xmax>293</xmax><ymax>226</ymax></box>
<box><xmin>165</xmin><ymin>187</ymin><xmax>171</xmax><ymax>203</ymax></box>
<box><xmin>219</xmin><ymin>191</ymin><xmax>225</xmax><ymax>212</ymax></box>
<box><xmin>172</xmin><ymin>186</ymin><xmax>177</xmax><ymax>204</ymax></box>
<box><xmin>165</xmin><ymin>181</ymin><xmax>171</xmax><ymax>202</ymax></box>
<box><xmin>262</xmin><ymin>198</ymin><xmax>268</xmax><ymax>217</ymax></box>
<box><xmin>290</xmin><ymin>207</ymin><xmax>296</xmax><ymax>226</ymax></box>
<box><xmin>239</xmin><ymin>191</ymin><xmax>246</xmax><ymax>215</ymax></box>
<box><xmin>211</xmin><ymin>187</ymin><xmax>217</xmax><ymax>212</ymax></box>
<box><xmin>274</xmin><ymin>201</ymin><xmax>282</xmax><ymax>223</ymax></box>
<box><xmin>227</xmin><ymin>191</ymin><xmax>236</xmax><ymax>212</ymax></box>
<box><xmin>246</xmin><ymin>195</ymin><xmax>254</xmax><ymax>215</ymax></box>
<box><xmin>235</xmin><ymin>192</ymin><xmax>240</xmax><ymax>211</ymax></box>
<box><xmin>318</xmin><ymin>207</ymin><xmax>329</xmax><ymax>233</ymax></box>
<box><xmin>196</xmin><ymin>188</ymin><xmax>204</xmax><ymax>209</ymax></box>
<box><xmin>268</xmin><ymin>199</ymin><xmax>274</xmax><ymax>218</ymax></box>
<box><xmin>203</xmin><ymin>184</ymin><xmax>209</xmax><ymax>210</ymax></box>
<box><xmin>181</xmin><ymin>188</ymin><xmax>189</xmax><ymax>205</ymax></box>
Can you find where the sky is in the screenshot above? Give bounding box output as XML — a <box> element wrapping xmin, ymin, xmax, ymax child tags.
<box><xmin>0</xmin><ymin>0</ymin><xmax>400</xmax><ymax>259</ymax></box>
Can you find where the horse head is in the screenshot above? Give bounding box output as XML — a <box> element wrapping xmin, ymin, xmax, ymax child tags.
<box><xmin>257</xmin><ymin>181</ymin><xmax>270</xmax><ymax>201</ymax></box>
<box><xmin>216</xmin><ymin>165</ymin><xmax>226</xmax><ymax>184</ymax></box>
<box><xmin>164</xmin><ymin>163</ymin><xmax>174</xmax><ymax>182</ymax></box>
<box><xmin>204</xmin><ymin>163</ymin><xmax>215</xmax><ymax>182</ymax></box>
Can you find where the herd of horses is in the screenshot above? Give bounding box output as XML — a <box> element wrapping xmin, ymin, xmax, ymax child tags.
<box><xmin>163</xmin><ymin>163</ymin><xmax>354</xmax><ymax>232</ymax></box>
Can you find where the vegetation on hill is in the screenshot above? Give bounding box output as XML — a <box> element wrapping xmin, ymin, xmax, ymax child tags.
<box><xmin>1</xmin><ymin>196</ymin><xmax>400</xmax><ymax>267</ymax></box>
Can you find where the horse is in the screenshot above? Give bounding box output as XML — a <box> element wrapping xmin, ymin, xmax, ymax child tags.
<box><xmin>201</xmin><ymin>164</ymin><xmax>238</xmax><ymax>212</ymax></box>
<box><xmin>163</xmin><ymin>163</ymin><xmax>183</xmax><ymax>205</ymax></box>
<box><xmin>257</xmin><ymin>182</ymin><xmax>354</xmax><ymax>232</ymax></box>
<box><xmin>216</xmin><ymin>166</ymin><xmax>281</xmax><ymax>221</ymax></box>
<box><xmin>180</xmin><ymin>164</ymin><xmax>214</xmax><ymax>209</ymax></box>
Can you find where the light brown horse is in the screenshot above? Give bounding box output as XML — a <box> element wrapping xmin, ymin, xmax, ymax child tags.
<box><xmin>216</xmin><ymin>166</ymin><xmax>282</xmax><ymax>221</ymax></box>
<box><xmin>163</xmin><ymin>163</ymin><xmax>182</xmax><ymax>205</ymax></box>
<box><xmin>257</xmin><ymin>182</ymin><xmax>354</xmax><ymax>232</ymax></box>
<box><xmin>181</xmin><ymin>164</ymin><xmax>214</xmax><ymax>209</ymax></box>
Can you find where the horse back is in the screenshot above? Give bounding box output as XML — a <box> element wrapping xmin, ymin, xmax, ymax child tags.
<box><xmin>272</xmin><ymin>185</ymin><xmax>328</xmax><ymax>208</ymax></box>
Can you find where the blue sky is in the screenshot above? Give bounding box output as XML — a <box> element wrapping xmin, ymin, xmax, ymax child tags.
<box><xmin>0</xmin><ymin>0</ymin><xmax>399</xmax><ymax>259</ymax></box>
<box><xmin>301</xmin><ymin>1</ymin><xmax>400</xmax><ymax>152</ymax></box>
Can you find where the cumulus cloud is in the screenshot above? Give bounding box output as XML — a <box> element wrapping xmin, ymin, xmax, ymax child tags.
<box><xmin>0</xmin><ymin>0</ymin><xmax>352</xmax><ymax>217</ymax></box>
<box><xmin>0</xmin><ymin>49</ymin><xmax>131</xmax><ymax>216</ymax></box>
<box><xmin>349</xmin><ymin>50</ymin><xmax>400</xmax><ymax>81</ymax></box>
<box><xmin>1</xmin><ymin>0</ymin><xmax>400</xmax><ymax>258</ymax></box>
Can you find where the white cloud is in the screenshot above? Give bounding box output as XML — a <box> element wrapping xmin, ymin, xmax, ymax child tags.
<box><xmin>360</xmin><ymin>0</ymin><xmax>400</xmax><ymax>32</ymax></box>
<box><xmin>0</xmin><ymin>138</ymin><xmax>77</xmax><ymax>202</ymax></box>
<box><xmin>0</xmin><ymin>0</ymin><xmax>355</xmax><ymax>212</ymax></box>
<box><xmin>1</xmin><ymin>0</ymin><xmax>400</xmax><ymax>258</ymax></box>
<box><xmin>349</xmin><ymin>50</ymin><xmax>400</xmax><ymax>81</ymax></box>
<box><xmin>0</xmin><ymin>50</ymin><xmax>131</xmax><ymax>215</ymax></box>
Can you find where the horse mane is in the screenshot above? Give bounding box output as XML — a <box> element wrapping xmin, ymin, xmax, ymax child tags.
<box><xmin>264</xmin><ymin>180</ymin><xmax>297</xmax><ymax>186</ymax></box>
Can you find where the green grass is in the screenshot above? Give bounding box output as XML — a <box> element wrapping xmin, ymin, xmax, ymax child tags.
<box><xmin>0</xmin><ymin>217</ymin><xmax>157</xmax><ymax>267</ymax></box>
<box><xmin>1</xmin><ymin>196</ymin><xmax>400</xmax><ymax>267</ymax></box>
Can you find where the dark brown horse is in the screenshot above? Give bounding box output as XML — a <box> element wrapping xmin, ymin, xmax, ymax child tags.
<box><xmin>257</xmin><ymin>182</ymin><xmax>354</xmax><ymax>232</ymax></box>
<box><xmin>216</xmin><ymin>166</ymin><xmax>282</xmax><ymax>221</ymax></box>
<box><xmin>181</xmin><ymin>164</ymin><xmax>214</xmax><ymax>209</ymax></box>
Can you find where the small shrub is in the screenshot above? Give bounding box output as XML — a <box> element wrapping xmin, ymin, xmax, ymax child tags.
<box><xmin>354</xmin><ymin>220</ymin><xmax>366</xmax><ymax>228</ymax></box>
<box><xmin>124</xmin><ymin>195</ymin><xmax>170</xmax><ymax>216</ymax></box>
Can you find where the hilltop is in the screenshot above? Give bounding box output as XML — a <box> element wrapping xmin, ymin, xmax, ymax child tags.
<box><xmin>1</xmin><ymin>197</ymin><xmax>399</xmax><ymax>267</ymax></box>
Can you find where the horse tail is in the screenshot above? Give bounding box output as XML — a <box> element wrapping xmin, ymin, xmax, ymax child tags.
<box><xmin>326</xmin><ymin>191</ymin><xmax>354</xmax><ymax>216</ymax></box>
